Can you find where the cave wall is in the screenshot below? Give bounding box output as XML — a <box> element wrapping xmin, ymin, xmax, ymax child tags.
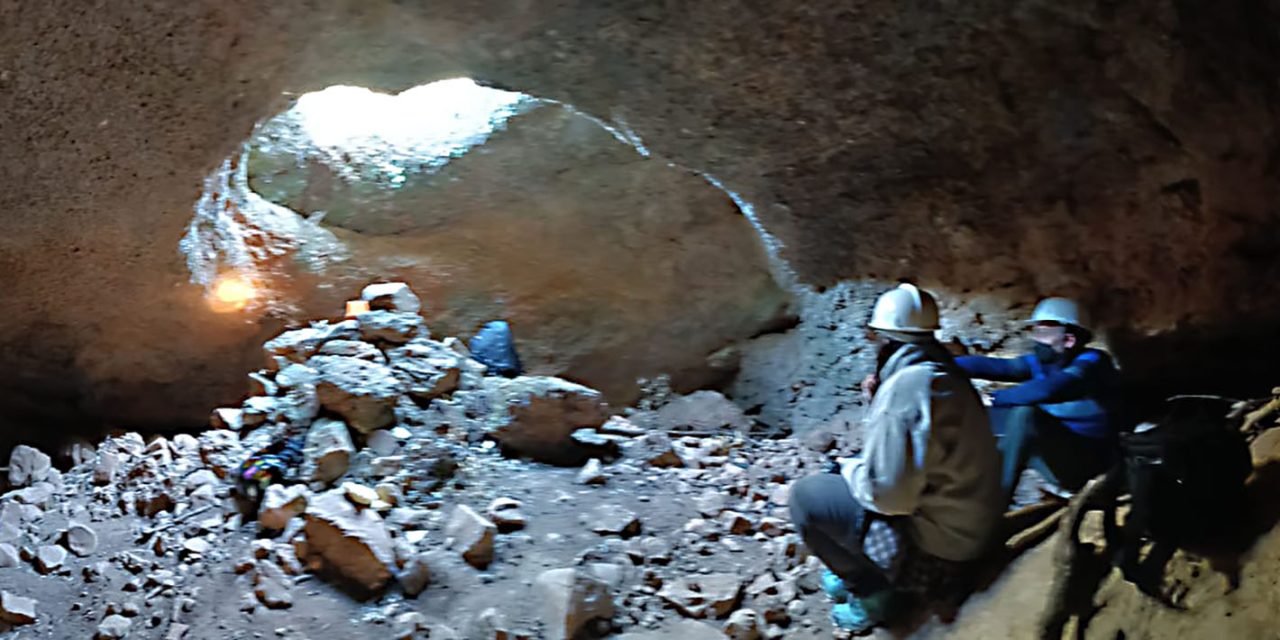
<box><xmin>3</xmin><ymin>0</ymin><xmax>1280</xmax><ymax>440</ymax></box>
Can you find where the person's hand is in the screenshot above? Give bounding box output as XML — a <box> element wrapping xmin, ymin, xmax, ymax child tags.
<box><xmin>861</xmin><ymin>373</ymin><xmax>879</xmax><ymax>401</ymax></box>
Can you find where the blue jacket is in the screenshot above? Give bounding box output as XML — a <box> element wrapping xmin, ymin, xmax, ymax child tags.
<box><xmin>955</xmin><ymin>348</ymin><xmax>1121</xmax><ymax>439</ymax></box>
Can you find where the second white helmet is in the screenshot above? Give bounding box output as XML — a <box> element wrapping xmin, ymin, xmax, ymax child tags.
<box><xmin>1028</xmin><ymin>297</ymin><xmax>1089</xmax><ymax>331</ymax></box>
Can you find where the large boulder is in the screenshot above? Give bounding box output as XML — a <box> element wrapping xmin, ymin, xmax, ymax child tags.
<box><xmin>310</xmin><ymin>356</ymin><xmax>404</xmax><ymax>433</ymax></box>
<box><xmin>482</xmin><ymin>376</ymin><xmax>610</xmax><ymax>465</ymax></box>
<box><xmin>302</xmin><ymin>489</ymin><xmax>396</xmax><ymax>592</ymax></box>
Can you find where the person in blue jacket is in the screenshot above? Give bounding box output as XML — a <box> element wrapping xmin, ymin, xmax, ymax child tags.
<box><xmin>955</xmin><ymin>297</ymin><xmax>1122</xmax><ymax>505</ymax></box>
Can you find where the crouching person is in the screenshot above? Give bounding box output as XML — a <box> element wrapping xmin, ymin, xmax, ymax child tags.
<box><xmin>790</xmin><ymin>284</ymin><xmax>1004</xmax><ymax>634</ymax></box>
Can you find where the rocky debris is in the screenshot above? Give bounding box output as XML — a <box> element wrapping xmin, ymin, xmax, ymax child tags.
<box><xmin>318</xmin><ymin>339</ymin><xmax>387</xmax><ymax>363</ymax></box>
<box><xmin>263</xmin><ymin>321</ymin><xmax>360</xmax><ymax>370</ymax></box>
<box><xmin>486</xmin><ymin>498</ymin><xmax>527</xmax><ymax>533</ymax></box>
<box><xmin>619</xmin><ymin>619</ymin><xmax>728</xmax><ymax>639</ymax></box>
<box><xmin>658</xmin><ymin>573</ymin><xmax>743</xmax><ymax>619</ymax></box>
<box><xmin>97</xmin><ymin>613</ymin><xmax>131</xmax><ymax>639</ymax></box>
<box><xmin>361</xmin><ymin>282</ymin><xmax>423</xmax><ymax>314</ymax></box>
<box><xmin>357</xmin><ymin>310</ymin><xmax>426</xmax><ymax>344</ymax></box>
<box><xmin>445</xmin><ymin>505</ymin><xmax>496</xmax><ymax>569</ymax></box>
<box><xmin>312</xmin><ymin>355</ymin><xmax>405</xmax><ymax>433</ymax></box>
<box><xmin>535</xmin><ymin>568</ymin><xmax>616</xmax><ymax>640</ymax></box>
<box><xmin>7</xmin><ymin>444</ymin><xmax>52</xmax><ymax>487</ymax></box>
<box><xmin>485</xmin><ymin>376</ymin><xmax>610</xmax><ymax>465</ymax></box>
<box><xmin>0</xmin><ymin>503</ymin><xmax>19</xmax><ymax>543</ymax></box>
<box><xmin>253</xmin><ymin>561</ymin><xmax>294</xmax><ymax>609</ymax></box>
<box><xmin>723</xmin><ymin>609</ymin><xmax>763</xmax><ymax>640</ymax></box>
<box><xmin>624</xmin><ymin>433</ymin><xmax>684</xmax><ymax>468</ymax></box>
<box><xmin>302</xmin><ymin>417</ymin><xmax>355</xmax><ymax>483</ymax></box>
<box><xmin>599</xmin><ymin>416</ymin><xmax>646</xmax><ymax>437</ymax></box>
<box><xmin>0</xmin><ymin>591</ymin><xmax>37</xmax><ymax>625</ymax></box>
<box><xmin>388</xmin><ymin>340</ymin><xmax>463</xmax><ymax>402</ymax></box>
<box><xmin>577</xmin><ymin>458</ymin><xmax>606</xmax><ymax>485</ymax></box>
<box><xmin>637</xmin><ymin>390</ymin><xmax>753</xmax><ymax>434</ymax></box>
<box><xmin>589</xmin><ymin>505</ymin><xmax>642</xmax><ymax>538</ymax></box>
<box><xmin>258</xmin><ymin>484</ymin><xmax>310</xmax><ymax>530</ymax></box>
<box><xmin>342</xmin><ymin>482</ymin><xmax>383</xmax><ymax>508</ymax></box>
<box><xmin>303</xmin><ymin>489</ymin><xmax>396</xmax><ymax>591</ymax></box>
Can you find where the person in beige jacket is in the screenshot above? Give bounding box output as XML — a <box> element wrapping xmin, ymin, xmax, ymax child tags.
<box><xmin>789</xmin><ymin>284</ymin><xmax>1003</xmax><ymax>633</ymax></box>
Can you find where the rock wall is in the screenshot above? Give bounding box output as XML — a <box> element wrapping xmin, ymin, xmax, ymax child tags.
<box><xmin>3</xmin><ymin>0</ymin><xmax>1280</xmax><ymax>441</ymax></box>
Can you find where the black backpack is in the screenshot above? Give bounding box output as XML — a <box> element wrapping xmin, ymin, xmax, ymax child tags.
<box><xmin>1115</xmin><ymin>395</ymin><xmax>1252</xmax><ymax>562</ymax></box>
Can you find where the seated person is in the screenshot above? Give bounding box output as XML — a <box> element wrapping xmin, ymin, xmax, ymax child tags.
<box><xmin>956</xmin><ymin>297</ymin><xmax>1122</xmax><ymax>504</ymax></box>
<box><xmin>790</xmin><ymin>284</ymin><xmax>1003</xmax><ymax>634</ymax></box>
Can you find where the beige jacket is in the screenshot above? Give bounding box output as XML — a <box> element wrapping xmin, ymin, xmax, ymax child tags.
<box><xmin>842</xmin><ymin>342</ymin><xmax>1003</xmax><ymax>561</ymax></box>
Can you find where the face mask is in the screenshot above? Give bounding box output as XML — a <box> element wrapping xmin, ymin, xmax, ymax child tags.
<box><xmin>1033</xmin><ymin>342</ymin><xmax>1061</xmax><ymax>364</ymax></box>
<box><xmin>876</xmin><ymin>340</ymin><xmax>905</xmax><ymax>375</ymax></box>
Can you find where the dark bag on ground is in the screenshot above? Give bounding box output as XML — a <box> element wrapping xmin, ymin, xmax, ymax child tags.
<box><xmin>1117</xmin><ymin>396</ymin><xmax>1252</xmax><ymax>556</ymax></box>
<box><xmin>468</xmin><ymin>320</ymin><xmax>523</xmax><ymax>378</ymax></box>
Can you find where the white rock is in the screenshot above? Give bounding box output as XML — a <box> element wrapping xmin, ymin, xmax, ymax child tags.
<box><xmin>576</xmin><ymin>458</ymin><xmax>606</xmax><ymax>485</ymax></box>
<box><xmin>209</xmin><ymin>407</ymin><xmax>244</xmax><ymax>431</ymax></box>
<box><xmin>97</xmin><ymin>613</ymin><xmax>131</xmax><ymax>639</ymax></box>
<box><xmin>254</xmin><ymin>561</ymin><xmax>293</xmax><ymax>609</ymax></box>
<box><xmin>93</xmin><ymin>451</ymin><xmax>122</xmax><ymax>485</ymax></box>
<box><xmin>361</xmin><ymin>282</ymin><xmax>422</xmax><ymax>314</ymax></box>
<box><xmin>302</xmin><ymin>417</ymin><xmax>355</xmax><ymax>483</ymax></box>
<box><xmin>317</xmin><ymin>339</ymin><xmax>387</xmax><ymax>363</ymax></box>
<box><xmin>0</xmin><ymin>590</ymin><xmax>37</xmax><ymax>625</ymax></box>
<box><xmin>445</xmin><ymin>505</ymin><xmax>496</xmax><ymax>569</ymax></box>
<box><xmin>258</xmin><ymin>484</ymin><xmax>310</xmax><ymax>531</ymax></box>
<box><xmin>357</xmin><ymin>310</ymin><xmax>426</xmax><ymax>344</ymax></box>
<box><xmin>7</xmin><ymin>445</ymin><xmax>51</xmax><ymax>487</ymax></box>
<box><xmin>343</xmin><ymin>482</ymin><xmax>379</xmax><ymax>506</ymax></box>
<box><xmin>65</xmin><ymin>523</ymin><xmax>98</xmax><ymax>557</ymax></box>
<box><xmin>589</xmin><ymin>505</ymin><xmax>642</xmax><ymax>538</ymax></box>
<box><xmin>0</xmin><ymin>543</ymin><xmax>19</xmax><ymax>568</ymax></box>
<box><xmin>535</xmin><ymin>568</ymin><xmax>616</xmax><ymax>640</ymax></box>
<box><xmin>723</xmin><ymin>609</ymin><xmax>762</xmax><ymax>640</ymax></box>
<box><xmin>396</xmin><ymin>552</ymin><xmax>436</xmax><ymax>597</ymax></box>
<box><xmin>367</xmin><ymin>430</ymin><xmax>400</xmax><ymax>457</ymax></box>
<box><xmin>485</xmin><ymin>497</ymin><xmax>527</xmax><ymax>532</ymax></box>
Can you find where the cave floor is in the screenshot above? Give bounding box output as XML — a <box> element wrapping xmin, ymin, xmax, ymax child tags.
<box><xmin>4</xmin><ymin>425</ymin><xmax>1280</xmax><ymax>639</ymax></box>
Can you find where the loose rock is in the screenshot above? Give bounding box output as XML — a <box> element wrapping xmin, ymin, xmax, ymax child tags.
<box><xmin>7</xmin><ymin>444</ymin><xmax>52</xmax><ymax>487</ymax></box>
<box><xmin>577</xmin><ymin>458</ymin><xmax>606</xmax><ymax>485</ymax></box>
<box><xmin>0</xmin><ymin>591</ymin><xmax>36</xmax><ymax>625</ymax></box>
<box><xmin>535</xmin><ymin>568</ymin><xmax>616</xmax><ymax>640</ymax></box>
<box><xmin>65</xmin><ymin>523</ymin><xmax>99</xmax><ymax>557</ymax></box>
<box><xmin>97</xmin><ymin>613</ymin><xmax>131</xmax><ymax>639</ymax></box>
<box><xmin>657</xmin><ymin>573</ymin><xmax>743</xmax><ymax>619</ymax></box>
<box><xmin>311</xmin><ymin>356</ymin><xmax>404</xmax><ymax>433</ymax></box>
<box><xmin>445</xmin><ymin>505</ymin><xmax>496</xmax><ymax>569</ymax></box>
<box><xmin>485</xmin><ymin>376</ymin><xmax>610</xmax><ymax>465</ymax></box>
<box><xmin>303</xmin><ymin>489</ymin><xmax>396</xmax><ymax>592</ymax></box>
<box><xmin>302</xmin><ymin>417</ymin><xmax>356</xmax><ymax>483</ymax></box>
<box><xmin>258</xmin><ymin>484</ymin><xmax>310</xmax><ymax>531</ymax></box>
<box><xmin>361</xmin><ymin>282</ymin><xmax>422</xmax><ymax>314</ymax></box>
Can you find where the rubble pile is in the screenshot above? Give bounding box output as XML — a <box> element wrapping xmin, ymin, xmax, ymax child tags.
<box><xmin>1</xmin><ymin>282</ymin><xmax>847</xmax><ymax>638</ymax></box>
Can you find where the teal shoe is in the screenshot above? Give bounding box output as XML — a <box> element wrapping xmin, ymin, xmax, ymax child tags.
<box><xmin>831</xmin><ymin>590</ymin><xmax>895</xmax><ymax>634</ymax></box>
<box><xmin>821</xmin><ymin>569</ymin><xmax>851</xmax><ymax>601</ymax></box>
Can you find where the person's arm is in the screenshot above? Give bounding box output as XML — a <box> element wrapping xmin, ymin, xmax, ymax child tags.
<box><xmin>954</xmin><ymin>355</ymin><xmax>1033</xmax><ymax>382</ymax></box>
<box><xmin>990</xmin><ymin>351</ymin><xmax>1105</xmax><ymax>406</ymax></box>
<box><xmin>842</xmin><ymin>372</ymin><xmax>928</xmax><ymax>515</ymax></box>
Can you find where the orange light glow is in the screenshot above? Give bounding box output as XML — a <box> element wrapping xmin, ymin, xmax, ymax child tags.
<box><xmin>345</xmin><ymin>300</ymin><xmax>371</xmax><ymax>318</ymax></box>
<box><xmin>208</xmin><ymin>275</ymin><xmax>256</xmax><ymax>313</ymax></box>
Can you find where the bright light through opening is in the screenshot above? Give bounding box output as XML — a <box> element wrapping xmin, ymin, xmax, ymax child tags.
<box><xmin>208</xmin><ymin>274</ymin><xmax>256</xmax><ymax>313</ymax></box>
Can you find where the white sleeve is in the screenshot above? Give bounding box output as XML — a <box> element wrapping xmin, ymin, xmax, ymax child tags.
<box><xmin>841</xmin><ymin>372</ymin><xmax>928</xmax><ymax>515</ymax></box>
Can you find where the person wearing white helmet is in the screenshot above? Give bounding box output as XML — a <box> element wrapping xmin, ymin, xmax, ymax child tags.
<box><xmin>955</xmin><ymin>297</ymin><xmax>1123</xmax><ymax>506</ymax></box>
<box><xmin>789</xmin><ymin>283</ymin><xmax>1002</xmax><ymax>634</ymax></box>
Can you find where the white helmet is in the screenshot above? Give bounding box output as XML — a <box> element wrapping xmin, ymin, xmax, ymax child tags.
<box><xmin>868</xmin><ymin>283</ymin><xmax>940</xmax><ymax>334</ymax></box>
<box><xmin>1028</xmin><ymin>297</ymin><xmax>1089</xmax><ymax>331</ymax></box>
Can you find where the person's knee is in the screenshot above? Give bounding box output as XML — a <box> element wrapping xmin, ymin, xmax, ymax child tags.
<box><xmin>789</xmin><ymin>473</ymin><xmax>844</xmax><ymax>529</ymax></box>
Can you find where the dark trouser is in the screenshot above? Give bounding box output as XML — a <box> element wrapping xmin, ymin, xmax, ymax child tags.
<box><xmin>788</xmin><ymin>473</ymin><xmax>892</xmax><ymax>596</ymax></box>
<box><xmin>992</xmin><ymin>405</ymin><xmax>1114</xmax><ymax>503</ymax></box>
